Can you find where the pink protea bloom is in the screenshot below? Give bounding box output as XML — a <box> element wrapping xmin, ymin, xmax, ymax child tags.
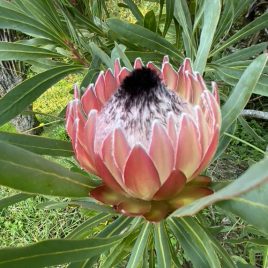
<box><xmin>66</xmin><ymin>56</ymin><xmax>221</xmax><ymax>221</ymax></box>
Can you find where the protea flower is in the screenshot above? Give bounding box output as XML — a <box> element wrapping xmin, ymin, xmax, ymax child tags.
<box><xmin>66</xmin><ymin>56</ymin><xmax>221</xmax><ymax>221</ymax></box>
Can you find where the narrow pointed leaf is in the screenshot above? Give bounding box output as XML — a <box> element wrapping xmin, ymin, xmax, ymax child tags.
<box><xmin>217</xmin><ymin>182</ymin><xmax>268</xmax><ymax>234</ymax></box>
<box><xmin>66</xmin><ymin>213</ymin><xmax>112</xmax><ymax>239</ymax></box>
<box><xmin>0</xmin><ymin>142</ymin><xmax>97</xmax><ymax>197</ymax></box>
<box><xmin>0</xmin><ymin>42</ymin><xmax>63</xmax><ymax>60</ymax></box>
<box><xmin>238</xmin><ymin>116</ymin><xmax>265</xmax><ymax>143</ymax></box>
<box><xmin>163</xmin><ymin>0</ymin><xmax>175</xmax><ymax>36</ymax></box>
<box><xmin>0</xmin><ymin>236</ymin><xmax>123</xmax><ymax>268</ymax></box>
<box><xmin>71</xmin><ymin>216</ymin><xmax>135</xmax><ymax>267</ymax></box>
<box><xmin>144</xmin><ymin>10</ymin><xmax>157</xmax><ymax>32</ymax></box>
<box><xmin>214</xmin><ymin>64</ymin><xmax>268</xmax><ymax>97</ymax></box>
<box><xmin>212</xmin><ymin>0</ymin><xmax>234</xmax><ymax>46</ymax></box>
<box><xmin>123</xmin><ymin>0</ymin><xmax>144</xmax><ymax>23</ymax></box>
<box><xmin>214</xmin><ymin>42</ymin><xmax>268</xmax><ymax>64</ymax></box>
<box><xmin>168</xmin><ymin>218</ymin><xmax>210</xmax><ymax>268</ymax></box>
<box><xmin>194</xmin><ymin>0</ymin><xmax>221</xmax><ymax>74</ymax></box>
<box><xmin>114</xmin><ymin>42</ymin><xmax>133</xmax><ymax>70</ymax></box>
<box><xmin>154</xmin><ymin>222</ymin><xmax>171</xmax><ymax>268</ymax></box>
<box><xmin>171</xmin><ymin>157</ymin><xmax>268</xmax><ymax>218</ymax></box>
<box><xmin>0</xmin><ymin>5</ymin><xmax>63</xmax><ymax>44</ymax></box>
<box><xmin>0</xmin><ymin>132</ymin><xmax>73</xmax><ymax>156</ymax></box>
<box><xmin>0</xmin><ymin>65</ymin><xmax>83</xmax><ymax>126</ymax></box>
<box><xmin>107</xmin><ymin>19</ymin><xmax>183</xmax><ymax>61</ymax></box>
<box><xmin>210</xmin><ymin>12</ymin><xmax>268</xmax><ymax>57</ymax></box>
<box><xmin>173</xmin><ymin>0</ymin><xmax>195</xmax><ymax>58</ymax></box>
<box><xmin>0</xmin><ymin>193</ymin><xmax>33</xmax><ymax>210</ymax></box>
<box><xmin>127</xmin><ymin>222</ymin><xmax>151</xmax><ymax>268</ymax></box>
<box><xmin>220</xmin><ymin>53</ymin><xmax>268</xmax><ymax>135</ymax></box>
<box><xmin>214</xmin><ymin>120</ymin><xmax>237</xmax><ymax>160</ymax></box>
<box><xmin>102</xmin><ymin>231</ymin><xmax>139</xmax><ymax>268</ymax></box>
<box><xmin>177</xmin><ymin>217</ymin><xmax>221</xmax><ymax>267</ymax></box>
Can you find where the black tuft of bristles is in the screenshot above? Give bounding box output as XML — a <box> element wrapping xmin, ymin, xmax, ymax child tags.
<box><xmin>120</xmin><ymin>67</ymin><xmax>161</xmax><ymax>97</ymax></box>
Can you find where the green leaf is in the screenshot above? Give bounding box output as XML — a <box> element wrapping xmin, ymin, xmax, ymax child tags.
<box><xmin>217</xmin><ymin>182</ymin><xmax>268</xmax><ymax>234</ymax></box>
<box><xmin>144</xmin><ymin>10</ymin><xmax>157</xmax><ymax>33</ymax></box>
<box><xmin>70</xmin><ymin>216</ymin><xmax>136</xmax><ymax>267</ymax></box>
<box><xmin>125</xmin><ymin>51</ymin><xmax>163</xmax><ymax>63</ymax></box>
<box><xmin>210</xmin><ymin>12</ymin><xmax>268</xmax><ymax>57</ymax></box>
<box><xmin>0</xmin><ymin>142</ymin><xmax>97</xmax><ymax>197</ymax></box>
<box><xmin>89</xmin><ymin>43</ymin><xmax>112</xmax><ymax>69</ymax></box>
<box><xmin>214</xmin><ymin>120</ymin><xmax>237</xmax><ymax>160</ymax></box>
<box><xmin>0</xmin><ymin>132</ymin><xmax>73</xmax><ymax>156</ymax></box>
<box><xmin>220</xmin><ymin>53</ymin><xmax>268</xmax><ymax>135</ymax></box>
<box><xmin>168</xmin><ymin>218</ymin><xmax>210</xmax><ymax>268</ymax></box>
<box><xmin>0</xmin><ymin>65</ymin><xmax>83</xmax><ymax>126</ymax></box>
<box><xmin>195</xmin><ymin>215</ymin><xmax>237</xmax><ymax>268</ymax></box>
<box><xmin>174</xmin><ymin>0</ymin><xmax>195</xmax><ymax>58</ymax></box>
<box><xmin>193</xmin><ymin>0</ymin><xmax>221</xmax><ymax>74</ymax></box>
<box><xmin>114</xmin><ymin>42</ymin><xmax>133</xmax><ymax>70</ymax></box>
<box><xmin>80</xmin><ymin>56</ymin><xmax>101</xmax><ymax>89</ymax></box>
<box><xmin>123</xmin><ymin>0</ymin><xmax>144</xmax><ymax>23</ymax></box>
<box><xmin>212</xmin><ymin>0</ymin><xmax>234</xmax><ymax>46</ymax></box>
<box><xmin>107</xmin><ymin>18</ymin><xmax>183</xmax><ymax>61</ymax></box>
<box><xmin>0</xmin><ymin>193</ymin><xmax>33</xmax><ymax>210</ymax></box>
<box><xmin>102</xmin><ymin>230</ymin><xmax>139</xmax><ymax>268</ymax></box>
<box><xmin>238</xmin><ymin>116</ymin><xmax>266</xmax><ymax>143</ymax></box>
<box><xmin>0</xmin><ymin>235</ymin><xmax>123</xmax><ymax>268</ymax></box>
<box><xmin>171</xmin><ymin>157</ymin><xmax>268</xmax><ymax>218</ymax></box>
<box><xmin>214</xmin><ymin>42</ymin><xmax>268</xmax><ymax>64</ymax></box>
<box><xmin>163</xmin><ymin>0</ymin><xmax>175</xmax><ymax>36</ymax></box>
<box><xmin>0</xmin><ymin>4</ymin><xmax>63</xmax><ymax>45</ymax></box>
<box><xmin>126</xmin><ymin>222</ymin><xmax>151</xmax><ymax>268</ymax></box>
<box><xmin>214</xmin><ymin>65</ymin><xmax>268</xmax><ymax>97</ymax></box>
<box><xmin>154</xmin><ymin>222</ymin><xmax>171</xmax><ymax>268</ymax></box>
<box><xmin>175</xmin><ymin>217</ymin><xmax>221</xmax><ymax>267</ymax></box>
<box><xmin>0</xmin><ymin>42</ymin><xmax>63</xmax><ymax>61</ymax></box>
<box><xmin>66</xmin><ymin>213</ymin><xmax>112</xmax><ymax>239</ymax></box>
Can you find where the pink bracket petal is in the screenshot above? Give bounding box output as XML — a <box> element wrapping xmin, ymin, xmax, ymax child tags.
<box><xmin>95</xmin><ymin>154</ymin><xmax>124</xmax><ymax>194</ymax></box>
<box><xmin>182</xmin><ymin>58</ymin><xmax>193</xmax><ymax>74</ymax></box>
<box><xmin>149</xmin><ymin>122</ymin><xmax>174</xmax><ymax>183</ymax></box>
<box><xmin>175</xmin><ymin>114</ymin><xmax>202</xmax><ymax>179</ymax></box>
<box><xmin>113</xmin><ymin>128</ymin><xmax>131</xmax><ymax>172</ymax></box>
<box><xmin>162</xmin><ymin>62</ymin><xmax>178</xmax><ymax>91</ymax></box>
<box><xmin>95</xmin><ymin>72</ymin><xmax>106</xmax><ymax>104</ymax></box>
<box><xmin>191</xmin><ymin>126</ymin><xmax>219</xmax><ymax>179</ymax></box>
<box><xmin>134</xmin><ymin>57</ymin><xmax>144</xmax><ymax>69</ymax></box>
<box><xmin>114</xmin><ymin>58</ymin><xmax>121</xmax><ymax>86</ymax></box>
<box><xmin>176</xmin><ymin>67</ymin><xmax>191</xmax><ymax>101</ymax></box>
<box><xmin>84</xmin><ymin>110</ymin><xmax>97</xmax><ymax>163</ymax></box>
<box><xmin>162</xmin><ymin>55</ymin><xmax>169</xmax><ymax>64</ymax></box>
<box><xmin>189</xmin><ymin>73</ymin><xmax>203</xmax><ymax>104</ymax></box>
<box><xmin>81</xmin><ymin>84</ymin><xmax>102</xmax><ymax>114</ymax></box>
<box><xmin>212</xmin><ymin>81</ymin><xmax>220</xmax><ymax>104</ymax></box>
<box><xmin>74</xmin><ymin>84</ymin><xmax>80</xmax><ymax>99</ymax></box>
<box><xmin>167</xmin><ymin>114</ymin><xmax>177</xmax><ymax>148</ymax></box>
<box><xmin>147</xmin><ymin>62</ymin><xmax>161</xmax><ymax>76</ymax></box>
<box><xmin>101</xmin><ymin>133</ymin><xmax>124</xmax><ymax>188</ymax></box>
<box><xmin>153</xmin><ymin>170</ymin><xmax>186</xmax><ymax>200</ymax></box>
<box><xmin>104</xmin><ymin>69</ymin><xmax>117</xmax><ymax>101</ymax></box>
<box><xmin>118</xmin><ymin>67</ymin><xmax>131</xmax><ymax>84</ymax></box>
<box><xmin>124</xmin><ymin>145</ymin><xmax>161</xmax><ymax>200</ymax></box>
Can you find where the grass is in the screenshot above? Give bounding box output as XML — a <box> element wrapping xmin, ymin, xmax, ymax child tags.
<box><xmin>0</xmin><ymin>187</ymin><xmax>87</xmax><ymax>248</ymax></box>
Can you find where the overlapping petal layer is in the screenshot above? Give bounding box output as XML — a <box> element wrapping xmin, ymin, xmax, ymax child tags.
<box><xmin>66</xmin><ymin>56</ymin><xmax>221</xmax><ymax>221</ymax></box>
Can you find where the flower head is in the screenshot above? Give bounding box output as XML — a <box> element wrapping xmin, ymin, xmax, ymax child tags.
<box><xmin>66</xmin><ymin>57</ymin><xmax>221</xmax><ymax>221</ymax></box>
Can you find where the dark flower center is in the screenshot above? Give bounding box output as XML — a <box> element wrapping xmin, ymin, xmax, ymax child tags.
<box><xmin>120</xmin><ymin>67</ymin><xmax>161</xmax><ymax>98</ymax></box>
